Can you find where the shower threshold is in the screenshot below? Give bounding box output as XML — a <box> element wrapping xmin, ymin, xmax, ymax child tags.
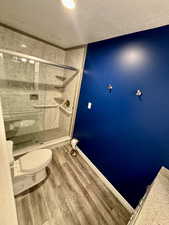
<box><xmin>11</xmin><ymin>128</ymin><xmax>67</xmax><ymax>149</ymax></box>
<box><xmin>13</xmin><ymin>136</ymin><xmax>71</xmax><ymax>157</ymax></box>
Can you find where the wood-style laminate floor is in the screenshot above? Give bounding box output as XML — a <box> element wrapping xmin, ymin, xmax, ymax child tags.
<box><xmin>15</xmin><ymin>144</ymin><xmax>131</xmax><ymax>225</ymax></box>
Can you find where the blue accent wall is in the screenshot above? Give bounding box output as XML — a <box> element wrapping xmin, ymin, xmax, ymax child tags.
<box><xmin>74</xmin><ymin>25</ymin><xmax>169</xmax><ymax>207</ymax></box>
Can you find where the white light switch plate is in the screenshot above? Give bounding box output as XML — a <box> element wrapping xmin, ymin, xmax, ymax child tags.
<box><xmin>88</xmin><ymin>102</ymin><xmax>92</xmax><ymax>109</ymax></box>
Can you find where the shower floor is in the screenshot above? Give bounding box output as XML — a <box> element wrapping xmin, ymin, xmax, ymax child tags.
<box><xmin>11</xmin><ymin>128</ymin><xmax>67</xmax><ymax>150</ymax></box>
<box><xmin>15</xmin><ymin>144</ymin><xmax>131</xmax><ymax>225</ymax></box>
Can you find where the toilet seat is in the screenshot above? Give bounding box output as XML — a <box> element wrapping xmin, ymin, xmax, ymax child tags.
<box><xmin>19</xmin><ymin>149</ymin><xmax>52</xmax><ymax>174</ymax></box>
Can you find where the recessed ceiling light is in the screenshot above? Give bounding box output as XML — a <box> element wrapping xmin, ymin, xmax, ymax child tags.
<box><xmin>61</xmin><ymin>0</ymin><xmax>76</xmax><ymax>9</ymax></box>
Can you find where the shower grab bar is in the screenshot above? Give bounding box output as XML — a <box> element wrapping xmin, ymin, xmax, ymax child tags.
<box><xmin>0</xmin><ymin>49</ymin><xmax>79</xmax><ymax>72</ymax></box>
<box><xmin>33</xmin><ymin>104</ymin><xmax>72</xmax><ymax>115</ymax></box>
<box><xmin>59</xmin><ymin>105</ymin><xmax>72</xmax><ymax>115</ymax></box>
<box><xmin>33</xmin><ymin>104</ymin><xmax>59</xmax><ymax>109</ymax></box>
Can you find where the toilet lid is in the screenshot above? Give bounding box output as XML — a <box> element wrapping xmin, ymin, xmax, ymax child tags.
<box><xmin>19</xmin><ymin>149</ymin><xmax>52</xmax><ymax>173</ymax></box>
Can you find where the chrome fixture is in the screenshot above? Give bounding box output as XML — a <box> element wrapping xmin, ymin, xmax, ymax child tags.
<box><xmin>107</xmin><ymin>84</ymin><xmax>113</xmax><ymax>93</ymax></box>
<box><xmin>136</xmin><ymin>89</ymin><xmax>143</xmax><ymax>96</ymax></box>
<box><xmin>64</xmin><ymin>100</ymin><xmax>70</xmax><ymax>108</ymax></box>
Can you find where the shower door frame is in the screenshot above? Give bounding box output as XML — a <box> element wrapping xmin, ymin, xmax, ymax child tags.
<box><xmin>0</xmin><ymin>47</ymin><xmax>86</xmax><ymax>156</ymax></box>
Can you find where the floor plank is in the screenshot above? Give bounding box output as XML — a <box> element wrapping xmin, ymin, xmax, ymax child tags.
<box><xmin>15</xmin><ymin>144</ymin><xmax>131</xmax><ymax>225</ymax></box>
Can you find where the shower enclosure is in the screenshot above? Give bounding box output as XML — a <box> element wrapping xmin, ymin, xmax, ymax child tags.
<box><xmin>0</xmin><ymin>49</ymin><xmax>78</xmax><ymax>153</ymax></box>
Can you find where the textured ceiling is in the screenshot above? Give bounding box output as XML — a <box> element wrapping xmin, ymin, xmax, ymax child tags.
<box><xmin>0</xmin><ymin>0</ymin><xmax>169</xmax><ymax>48</ymax></box>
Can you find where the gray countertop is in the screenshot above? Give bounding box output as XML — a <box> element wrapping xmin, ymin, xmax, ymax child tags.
<box><xmin>128</xmin><ymin>167</ymin><xmax>169</xmax><ymax>225</ymax></box>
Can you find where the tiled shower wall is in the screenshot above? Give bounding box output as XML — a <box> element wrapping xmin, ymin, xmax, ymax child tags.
<box><xmin>0</xmin><ymin>25</ymin><xmax>85</xmax><ymax>149</ymax></box>
<box><xmin>60</xmin><ymin>47</ymin><xmax>86</xmax><ymax>134</ymax></box>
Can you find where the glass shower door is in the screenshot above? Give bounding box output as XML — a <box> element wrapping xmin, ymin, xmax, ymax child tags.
<box><xmin>0</xmin><ymin>49</ymin><xmax>77</xmax><ymax>151</ymax></box>
<box><xmin>38</xmin><ymin>62</ymin><xmax>66</xmax><ymax>142</ymax></box>
<box><xmin>0</xmin><ymin>52</ymin><xmax>46</xmax><ymax>150</ymax></box>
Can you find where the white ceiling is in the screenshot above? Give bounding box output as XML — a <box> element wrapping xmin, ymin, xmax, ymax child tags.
<box><xmin>0</xmin><ymin>0</ymin><xmax>169</xmax><ymax>49</ymax></box>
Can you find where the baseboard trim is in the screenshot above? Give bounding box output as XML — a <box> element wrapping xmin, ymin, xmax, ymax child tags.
<box><xmin>76</xmin><ymin>146</ymin><xmax>134</xmax><ymax>214</ymax></box>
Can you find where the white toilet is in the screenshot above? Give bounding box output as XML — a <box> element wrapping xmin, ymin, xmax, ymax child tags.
<box><xmin>7</xmin><ymin>141</ymin><xmax>52</xmax><ymax>196</ymax></box>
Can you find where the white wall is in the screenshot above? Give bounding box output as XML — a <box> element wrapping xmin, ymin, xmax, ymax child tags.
<box><xmin>0</xmin><ymin>98</ymin><xmax>18</xmax><ymax>225</ymax></box>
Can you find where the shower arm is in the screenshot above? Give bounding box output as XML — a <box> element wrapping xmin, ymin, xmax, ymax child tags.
<box><xmin>0</xmin><ymin>48</ymin><xmax>79</xmax><ymax>72</ymax></box>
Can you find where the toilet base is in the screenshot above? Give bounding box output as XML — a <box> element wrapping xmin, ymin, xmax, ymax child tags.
<box><xmin>13</xmin><ymin>168</ymin><xmax>47</xmax><ymax>196</ymax></box>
